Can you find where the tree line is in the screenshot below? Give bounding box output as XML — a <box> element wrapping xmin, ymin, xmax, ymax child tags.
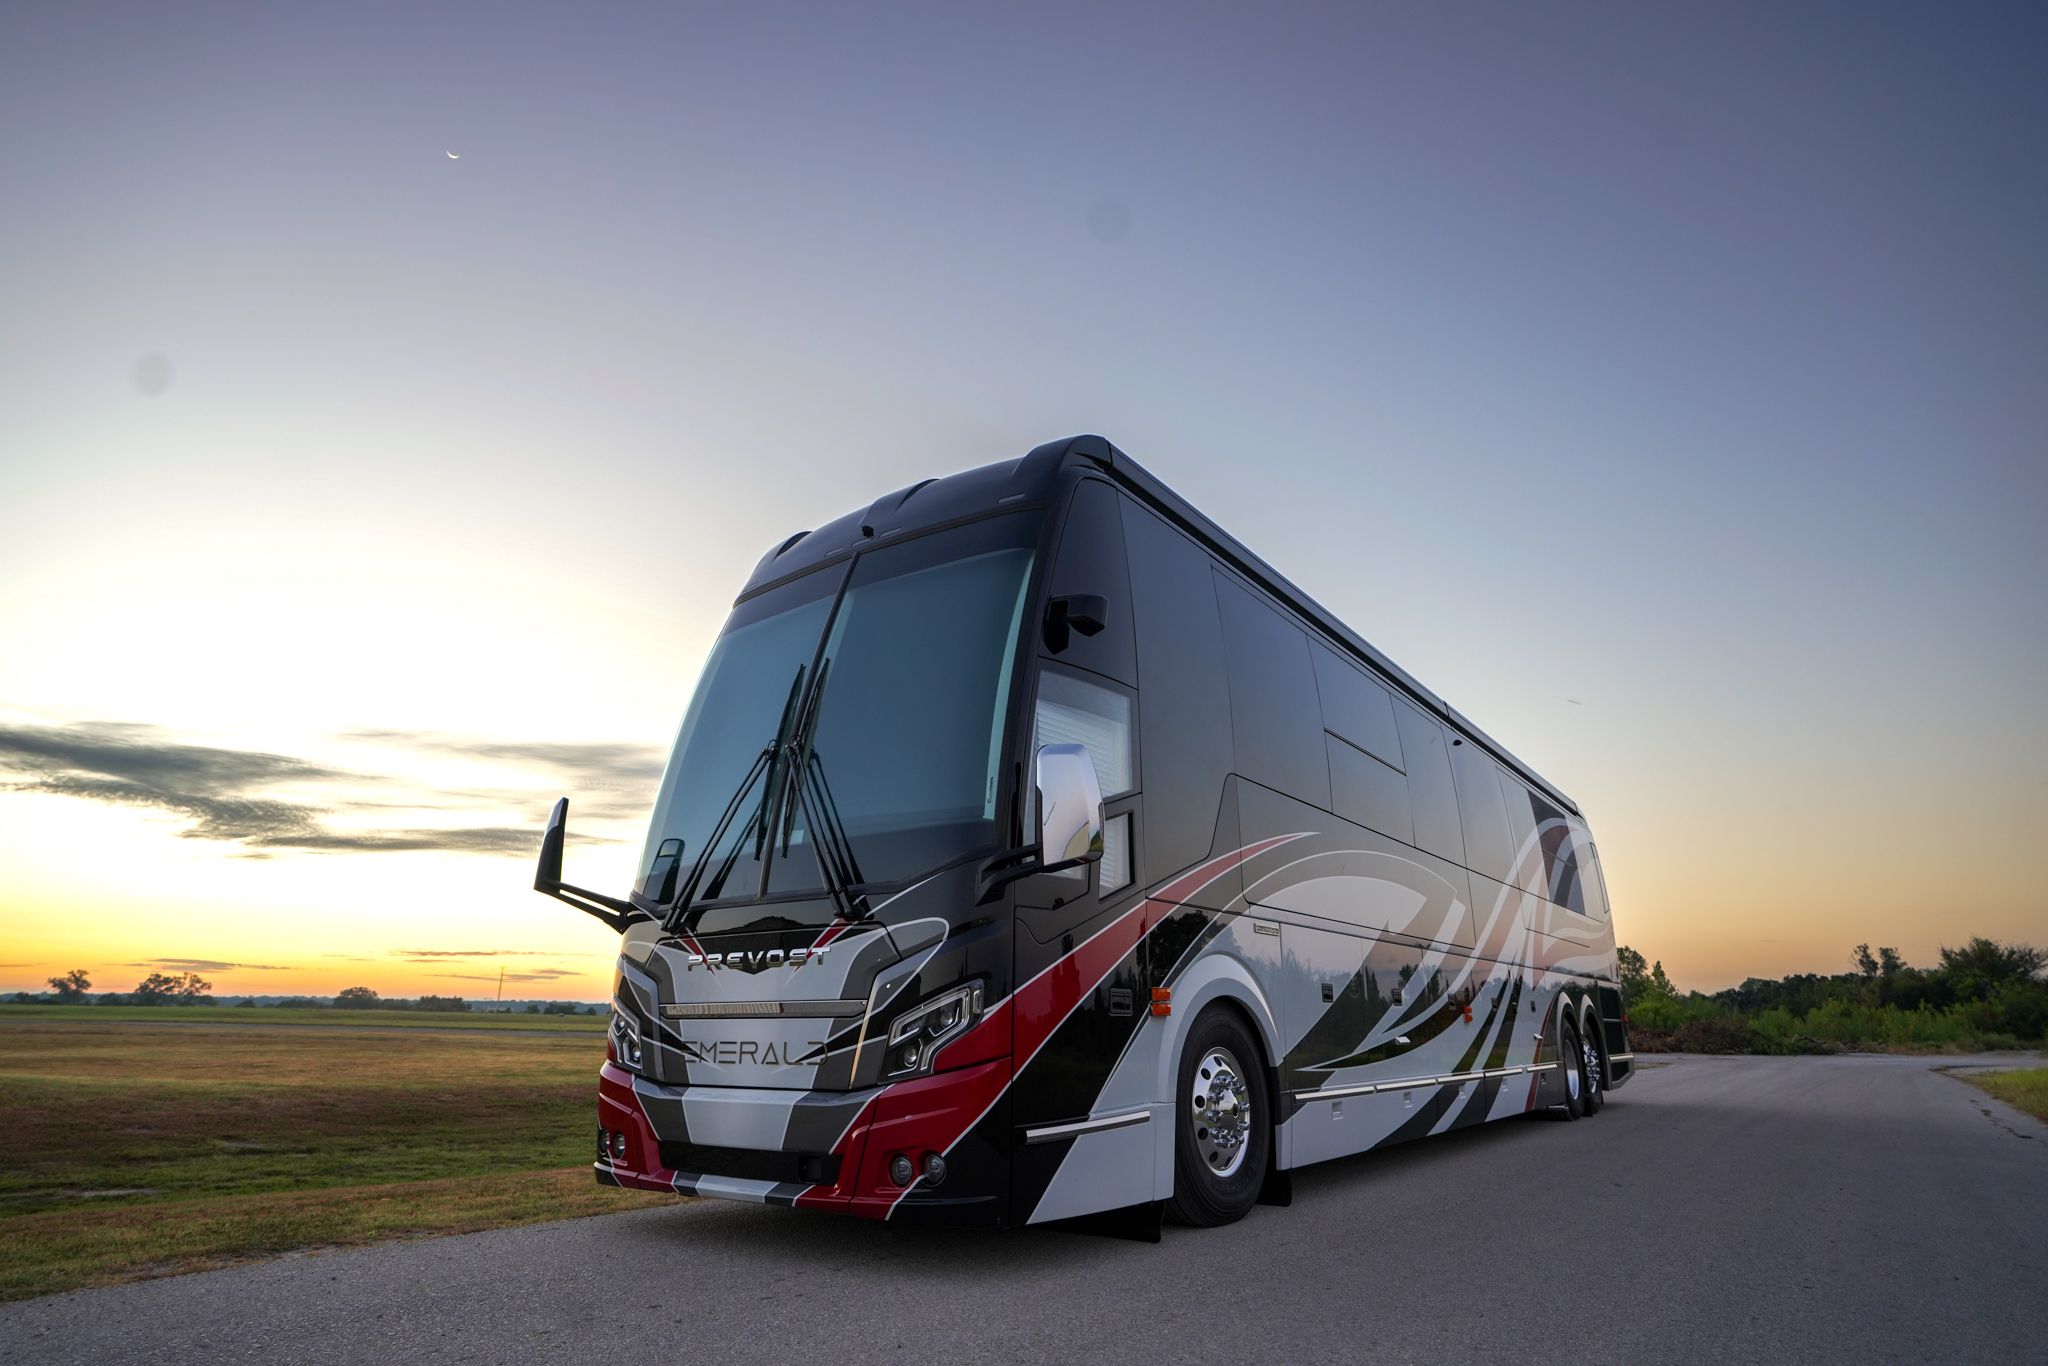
<box><xmin>6</xmin><ymin>971</ymin><xmax>591</xmax><ymax>1013</ymax></box>
<box><xmin>1617</xmin><ymin>936</ymin><xmax>2048</xmax><ymax>1053</ymax></box>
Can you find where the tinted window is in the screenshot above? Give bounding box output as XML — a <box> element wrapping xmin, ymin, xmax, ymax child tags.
<box><xmin>1576</xmin><ymin>823</ymin><xmax>1610</xmax><ymax>919</ymax></box>
<box><xmin>1312</xmin><ymin>643</ymin><xmax>1402</xmax><ymax>769</ymax></box>
<box><xmin>1498</xmin><ymin>767</ymin><xmax>1540</xmax><ymax>891</ymax></box>
<box><xmin>1449</xmin><ymin>736</ymin><xmax>1513</xmax><ymax>883</ymax></box>
<box><xmin>1540</xmin><ymin>807</ymin><xmax>1591</xmax><ymax>916</ymax></box>
<box><xmin>1327</xmin><ymin>736</ymin><xmax>1413</xmax><ymax>842</ymax></box>
<box><xmin>1120</xmin><ymin>500</ymin><xmax>1234</xmax><ymax>880</ymax></box>
<box><xmin>1039</xmin><ymin>479</ymin><xmax>1137</xmax><ymax>685</ymax></box>
<box><xmin>1393</xmin><ymin>700</ymin><xmax>1463</xmax><ymax>863</ymax></box>
<box><xmin>1214</xmin><ymin>573</ymin><xmax>1331</xmax><ymax>809</ymax></box>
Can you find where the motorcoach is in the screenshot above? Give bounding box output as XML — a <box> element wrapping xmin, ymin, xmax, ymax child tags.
<box><xmin>535</xmin><ymin>434</ymin><xmax>1632</xmax><ymax>1234</ymax></box>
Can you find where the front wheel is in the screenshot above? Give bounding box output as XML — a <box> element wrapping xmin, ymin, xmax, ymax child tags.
<box><xmin>1166</xmin><ymin>1007</ymin><xmax>1271</xmax><ymax>1227</ymax></box>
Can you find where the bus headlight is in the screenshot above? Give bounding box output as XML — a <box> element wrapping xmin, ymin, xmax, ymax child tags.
<box><xmin>885</xmin><ymin>981</ymin><xmax>984</xmax><ymax>1080</ymax></box>
<box><xmin>610</xmin><ymin>1005</ymin><xmax>645</xmax><ymax>1072</ymax></box>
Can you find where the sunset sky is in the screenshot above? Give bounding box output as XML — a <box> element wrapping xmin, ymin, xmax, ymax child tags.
<box><xmin>3</xmin><ymin>3</ymin><xmax>2043</xmax><ymax>1000</ymax></box>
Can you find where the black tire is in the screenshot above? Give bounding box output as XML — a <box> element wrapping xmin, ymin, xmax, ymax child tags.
<box><xmin>1579</xmin><ymin>1016</ymin><xmax>1606</xmax><ymax>1116</ymax></box>
<box><xmin>1165</xmin><ymin>1007</ymin><xmax>1271</xmax><ymax>1227</ymax></box>
<box><xmin>1558</xmin><ymin>1017</ymin><xmax>1587</xmax><ymax>1120</ymax></box>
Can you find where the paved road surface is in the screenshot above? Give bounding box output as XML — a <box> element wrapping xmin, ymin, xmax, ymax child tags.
<box><xmin>4</xmin><ymin>1053</ymin><xmax>2042</xmax><ymax>1365</ymax></box>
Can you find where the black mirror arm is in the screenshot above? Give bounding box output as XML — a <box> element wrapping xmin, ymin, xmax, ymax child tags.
<box><xmin>974</xmin><ymin>843</ymin><xmax>1041</xmax><ymax>904</ymax></box>
<box><xmin>541</xmin><ymin>881</ymin><xmax>640</xmax><ymax>934</ymax></box>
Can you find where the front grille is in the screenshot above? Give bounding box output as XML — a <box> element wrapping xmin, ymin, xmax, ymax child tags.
<box><xmin>659</xmin><ymin>1141</ymin><xmax>840</xmax><ymax>1186</ymax></box>
<box><xmin>660</xmin><ymin>1000</ymin><xmax>866</xmax><ymax>1019</ymax></box>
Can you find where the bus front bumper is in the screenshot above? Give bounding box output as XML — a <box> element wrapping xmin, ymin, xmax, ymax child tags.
<box><xmin>594</xmin><ymin>1058</ymin><xmax>1012</xmax><ymax>1224</ymax></box>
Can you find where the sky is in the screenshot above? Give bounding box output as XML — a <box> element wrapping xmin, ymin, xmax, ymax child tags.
<box><xmin>2</xmin><ymin>1</ymin><xmax>2044</xmax><ymax>998</ymax></box>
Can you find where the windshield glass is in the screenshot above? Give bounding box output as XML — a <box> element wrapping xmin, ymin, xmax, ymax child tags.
<box><xmin>633</xmin><ymin>569</ymin><xmax>840</xmax><ymax>904</ymax></box>
<box><xmin>637</xmin><ymin>512</ymin><xmax>1039</xmax><ymax>911</ymax></box>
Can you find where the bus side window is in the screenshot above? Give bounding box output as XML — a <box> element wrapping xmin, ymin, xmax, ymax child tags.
<box><xmin>1448</xmin><ymin>736</ymin><xmax>1513</xmax><ymax>884</ymax></box>
<box><xmin>1311</xmin><ymin>642</ymin><xmax>1402</xmax><ymax>769</ymax></box>
<box><xmin>1214</xmin><ymin>572</ymin><xmax>1331</xmax><ymax>811</ymax></box>
<box><xmin>1394</xmin><ymin>701</ymin><xmax>1465</xmax><ymax>865</ymax></box>
<box><xmin>1039</xmin><ymin>479</ymin><xmax>1136</xmax><ymax>686</ymax></box>
<box><xmin>1119</xmin><ymin>499</ymin><xmax>1233</xmax><ymax>884</ymax></box>
<box><xmin>1029</xmin><ymin>668</ymin><xmax>1135</xmax><ymax>884</ymax></box>
<box><xmin>1574</xmin><ymin>819</ymin><xmax>1610</xmax><ymax>919</ymax></box>
<box><xmin>1497</xmin><ymin>765</ymin><xmax>1540</xmax><ymax>894</ymax></box>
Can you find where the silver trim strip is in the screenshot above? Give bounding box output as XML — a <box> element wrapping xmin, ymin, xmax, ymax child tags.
<box><xmin>1022</xmin><ymin>1108</ymin><xmax>1152</xmax><ymax>1145</ymax></box>
<box><xmin>661</xmin><ymin>999</ymin><xmax>865</xmax><ymax>1019</ymax></box>
<box><xmin>1294</xmin><ymin>1072</ymin><xmax>1458</xmax><ymax>1101</ymax></box>
<box><xmin>1527</xmin><ymin>1061</ymin><xmax>1557</xmax><ymax>1073</ymax></box>
<box><xmin>1609</xmin><ymin>1052</ymin><xmax>1635</xmax><ymax>1063</ymax></box>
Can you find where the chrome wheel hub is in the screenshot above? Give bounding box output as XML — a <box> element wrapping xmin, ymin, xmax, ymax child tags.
<box><xmin>1191</xmin><ymin>1046</ymin><xmax>1252</xmax><ymax>1179</ymax></box>
<box><xmin>1582</xmin><ymin>1034</ymin><xmax>1602</xmax><ymax>1098</ymax></box>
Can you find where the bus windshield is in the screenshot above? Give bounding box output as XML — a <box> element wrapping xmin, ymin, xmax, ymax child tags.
<box><xmin>637</xmin><ymin>512</ymin><xmax>1039</xmax><ymax>917</ymax></box>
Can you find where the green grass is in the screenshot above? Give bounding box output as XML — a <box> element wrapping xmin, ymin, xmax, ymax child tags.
<box><xmin>0</xmin><ymin>1004</ymin><xmax>605</xmax><ymax>1030</ymax></box>
<box><xmin>1961</xmin><ymin>1067</ymin><xmax>2048</xmax><ymax>1124</ymax></box>
<box><xmin>0</xmin><ymin>1017</ymin><xmax>664</xmax><ymax>1300</ymax></box>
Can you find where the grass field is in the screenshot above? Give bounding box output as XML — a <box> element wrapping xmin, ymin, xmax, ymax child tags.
<box><xmin>0</xmin><ymin>1004</ymin><xmax>607</xmax><ymax>1031</ymax></box>
<box><xmin>0</xmin><ymin>1015</ymin><xmax>667</xmax><ymax>1301</ymax></box>
<box><xmin>1961</xmin><ymin>1066</ymin><xmax>2048</xmax><ymax>1124</ymax></box>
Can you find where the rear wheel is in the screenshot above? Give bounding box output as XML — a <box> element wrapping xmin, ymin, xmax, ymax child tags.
<box><xmin>1166</xmin><ymin>1007</ymin><xmax>1270</xmax><ymax>1227</ymax></box>
<box><xmin>1579</xmin><ymin>1019</ymin><xmax>1605</xmax><ymax>1116</ymax></box>
<box><xmin>1558</xmin><ymin>1017</ymin><xmax>1587</xmax><ymax>1120</ymax></box>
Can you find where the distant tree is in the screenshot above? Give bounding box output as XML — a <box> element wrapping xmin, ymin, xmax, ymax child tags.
<box><xmin>524</xmin><ymin>1003</ymin><xmax>541</xmax><ymax>1014</ymax></box>
<box><xmin>1616</xmin><ymin>945</ymin><xmax>1649</xmax><ymax>1006</ymax></box>
<box><xmin>414</xmin><ymin>994</ymin><xmax>469</xmax><ymax>1013</ymax></box>
<box><xmin>235</xmin><ymin>997</ymin><xmax>258</xmax><ymax>1008</ymax></box>
<box><xmin>1617</xmin><ymin>945</ymin><xmax>1677</xmax><ymax>1011</ymax></box>
<box><xmin>47</xmin><ymin>969</ymin><xmax>92</xmax><ymax>1002</ymax></box>
<box><xmin>334</xmin><ymin>986</ymin><xmax>380</xmax><ymax>1009</ymax></box>
<box><xmin>132</xmin><ymin>971</ymin><xmax>212</xmax><ymax>1005</ymax></box>
<box><xmin>1938</xmin><ymin>938</ymin><xmax>2047</xmax><ymax>1003</ymax></box>
<box><xmin>1853</xmin><ymin>944</ymin><xmax>1880</xmax><ymax>979</ymax></box>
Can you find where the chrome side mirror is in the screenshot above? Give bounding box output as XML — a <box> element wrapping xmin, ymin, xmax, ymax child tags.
<box><xmin>1035</xmin><ymin>743</ymin><xmax>1104</xmax><ymax>870</ymax></box>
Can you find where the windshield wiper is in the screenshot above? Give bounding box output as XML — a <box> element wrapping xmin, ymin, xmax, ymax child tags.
<box><xmin>662</xmin><ymin>666</ymin><xmax>808</xmax><ymax>934</ymax></box>
<box><xmin>776</xmin><ymin>660</ymin><xmax>872</xmax><ymax>921</ymax></box>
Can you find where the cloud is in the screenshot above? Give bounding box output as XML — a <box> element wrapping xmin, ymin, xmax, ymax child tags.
<box><xmin>433</xmin><ymin>968</ymin><xmax>581</xmax><ymax>983</ymax></box>
<box><xmin>396</xmin><ymin>949</ymin><xmax>564</xmax><ymax>960</ymax></box>
<box><xmin>127</xmin><ymin>958</ymin><xmax>293</xmax><ymax>972</ymax></box>
<box><xmin>347</xmin><ymin>733</ymin><xmax>667</xmax><ymax>786</ymax></box>
<box><xmin>0</xmin><ymin>720</ymin><xmax>635</xmax><ymax>859</ymax></box>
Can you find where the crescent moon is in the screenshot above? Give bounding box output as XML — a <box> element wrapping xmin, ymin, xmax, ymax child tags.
<box><xmin>446</xmin><ymin>151</ymin><xmax>461</xmax><ymax>160</ymax></box>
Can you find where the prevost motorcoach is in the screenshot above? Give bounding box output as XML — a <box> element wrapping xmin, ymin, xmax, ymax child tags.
<box><xmin>535</xmin><ymin>434</ymin><xmax>1632</xmax><ymax>1235</ymax></box>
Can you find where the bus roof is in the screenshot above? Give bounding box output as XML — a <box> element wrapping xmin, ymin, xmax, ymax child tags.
<box><xmin>743</xmin><ymin>433</ymin><xmax>1580</xmax><ymax>818</ymax></box>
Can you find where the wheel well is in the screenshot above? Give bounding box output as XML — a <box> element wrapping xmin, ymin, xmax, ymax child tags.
<box><xmin>1195</xmin><ymin>995</ymin><xmax>1277</xmax><ymax>1113</ymax></box>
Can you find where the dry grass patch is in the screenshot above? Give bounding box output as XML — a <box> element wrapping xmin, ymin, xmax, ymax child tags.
<box><xmin>0</xmin><ymin>1168</ymin><xmax>671</xmax><ymax>1302</ymax></box>
<box><xmin>0</xmin><ymin>1018</ymin><xmax>670</xmax><ymax>1300</ymax></box>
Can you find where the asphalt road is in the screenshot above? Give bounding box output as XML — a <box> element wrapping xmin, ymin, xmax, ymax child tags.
<box><xmin>4</xmin><ymin>1052</ymin><xmax>2043</xmax><ymax>1365</ymax></box>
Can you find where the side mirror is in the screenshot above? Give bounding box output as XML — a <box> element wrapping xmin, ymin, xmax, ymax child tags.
<box><xmin>535</xmin><ymin>797</ymin><xmax>568</xmax><ymax>893</ymax></box>
<box><xmin>1043</xmin><ymin>593</ymin><xmax>1108</xmax><ymax>654</ymax></box>
<box><xmin>533</xmin><ymin>797</ymin><xmax>641</xmax><ymax>933</ymax></box>
<box><xmin>1035</xmin><ymin>743</ymin><xmax>1104</xmax><ymax>871</ymax></box>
